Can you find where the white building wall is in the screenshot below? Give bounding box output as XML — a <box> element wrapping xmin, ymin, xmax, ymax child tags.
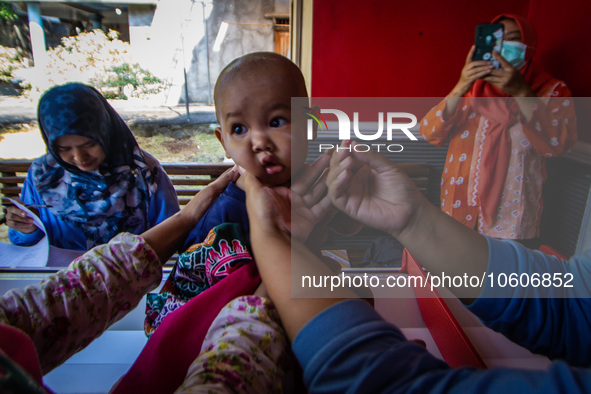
<box><xmin>129</xmin><ymin>0</ymin><xmax>281</xmax><ymax>106</ymax></box>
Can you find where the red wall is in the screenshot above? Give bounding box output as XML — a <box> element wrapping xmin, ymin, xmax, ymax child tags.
<box><xmin>311</xmin><ymin>0</ymin><xmax>591</xmax><ymax>141</ymax></box>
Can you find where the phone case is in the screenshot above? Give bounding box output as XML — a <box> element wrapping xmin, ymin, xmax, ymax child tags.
<box><xmin>473</xmin><ymin>23</ymin><xmax>504</xmax><ymax>68</ymax></box>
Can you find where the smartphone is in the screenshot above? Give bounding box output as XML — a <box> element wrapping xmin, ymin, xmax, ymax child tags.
<box><xmin>473</xmin><ymin>23</ymin><xmax>504</xmax><ymax>68</ymax></box>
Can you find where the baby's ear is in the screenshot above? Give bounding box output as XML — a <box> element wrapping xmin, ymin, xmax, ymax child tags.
<box><xmin>214</xmin><ymin>127</ymin><xmax>231</xmax><ymax>159</ymax></box>
<box><xmin>214</xmin><ymin>126</ymin><xmax>223</xmax><ymax>142</ymax></box>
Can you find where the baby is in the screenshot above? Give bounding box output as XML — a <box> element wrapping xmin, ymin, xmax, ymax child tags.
<box><xmin>145</xmin><ymin>52</ymin><xmax>313</xmax><ymax>335</ymax></box>
<box><xmin>184</xmin><ymin>51</ymin><xmax>310</xmax><ymax>248</ymax></box>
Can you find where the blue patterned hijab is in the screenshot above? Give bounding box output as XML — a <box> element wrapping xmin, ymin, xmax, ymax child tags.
<box><xmin>31</xmin><ymin>83</ymin><xmax>158</xmax><ymax>249</ymax></box>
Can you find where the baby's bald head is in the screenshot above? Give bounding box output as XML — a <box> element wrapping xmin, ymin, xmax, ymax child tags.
<box><xmin>214</xmin><ymin>52</ymin><xmax>308</xmax><ymax>119</ymax></box>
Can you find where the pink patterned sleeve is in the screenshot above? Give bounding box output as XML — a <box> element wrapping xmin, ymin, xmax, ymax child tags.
<box><xmin>0</xmin><ymin>233</ymin><xmax>163</xmax><ymax>374</ymax></box>
<box><xmin>177</xmin><ymin>296</ymin><xmax>292</xmax><ymax>393</ymax></box>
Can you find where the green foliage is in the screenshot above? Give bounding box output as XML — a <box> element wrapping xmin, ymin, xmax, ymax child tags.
<box><xmin>97</xmin><ymin>63</ymin><xmax>162</xmax><ymax>99</ymax></box>
<box><xmin>104</xmin><ymin>63</ymin><xmax>161</xmax><ymax>89</ymax></box>
<box><xmin>0</xmin><ymin>3</ymin><xmax>17</xmax><ymax>22</ymax></box>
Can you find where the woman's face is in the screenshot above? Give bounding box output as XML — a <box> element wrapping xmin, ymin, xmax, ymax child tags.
<box><xmin>500</xmin><ymin>18</ymin><xmax>523</xmax><ymax>42</ymax></box>
<box><xmin>54</xmin><ymin>135</ymin><xmax>106</xmax><ymax>172</ymax></box>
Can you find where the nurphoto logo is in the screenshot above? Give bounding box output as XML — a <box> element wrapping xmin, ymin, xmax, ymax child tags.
<box><xmin>305</xmin><ymin>107</ymin><xmax>418</xmax><ymax>153</ymax></box>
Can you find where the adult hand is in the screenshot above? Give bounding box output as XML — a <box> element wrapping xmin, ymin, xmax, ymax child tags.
<box><xmin>141</xmin><ymin>166</ymin><xmax>239</xmax><ymax>263</ymax></box>
<box><xmin>326</xmin><ymin>141</ymin><xmax>425</xmax><ymax>239</ymax></box>
<box><xmin>244</xmin><ymin>173</ymin><xmax>291</xmax><ymax>237</ymax></box>
<box><xmin>182</xmin><ymin>166</ymin><xmax>240</xmax><ymax>224</ymax></box>
<box><xmin>291</xmin><ymin>153</ymin><xmax>336</xmax><ymax>242</ymax></box>
<box><xmin>449</xmin><ymin>45</ymin><xmax>494</xmax><ymax>98</ymax></box>
<box><xmin>244</xmin><ymin>153</ymin><xmax>334</xmax><ymax>242</ymax></box>
<box><xmin>327</xmin><ymin>141</ymin><xmax>490</xmax><ymax>301</ymax></box>
<box><xmin>5</xmin><ymin>200</ymin><xmax>38</xmax><ymax>234</ymax></box>
<box><xmin>483</xmin><ymin>50</ymin><xmax>535</xmax><ymax>97</ymax></box>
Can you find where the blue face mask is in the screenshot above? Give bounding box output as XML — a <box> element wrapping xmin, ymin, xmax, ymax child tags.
<box><xmin>501</xmin><ymin>41</ymin><xmax>527</xmax><ymax>69</ymax></box>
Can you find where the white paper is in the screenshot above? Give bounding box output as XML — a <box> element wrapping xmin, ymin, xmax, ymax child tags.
<box><xmin>1</xmin><ymin>198</ymin><xmax>84</xmax><ymax>268</ymax></box>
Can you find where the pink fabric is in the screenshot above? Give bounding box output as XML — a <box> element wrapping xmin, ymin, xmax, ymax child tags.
<box><xmin>112</xmin><ymin>263</ymin><xmax>260</xmax><ymax>394</ymax></box>
<box><xmin>0</xmin><ymin>324</ymin><xmax>44</xmax><ymax>385</ymax></box>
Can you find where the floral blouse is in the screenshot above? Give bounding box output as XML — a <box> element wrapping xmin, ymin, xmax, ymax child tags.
<box><xmin>1</xmin><ymin>235</ymin><xmax>291</xmax><ymax>392</ymax></box>
<box><xmin>420</xmin><ymin>82</ymin><xmax>576</xmax><ymax>239</ymax></box>
<box><xmin>0</xmin><ymin>233</ymin><xmax>162</xmax><ymax>374</ymax></box>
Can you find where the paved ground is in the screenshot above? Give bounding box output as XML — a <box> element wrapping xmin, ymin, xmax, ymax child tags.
<box><xmin>0</xmin><ymin>95</ymin><xmax>217</xmax><ymax>126</ymax></box>
<box><xmin>0</xmin><ymin>95</ymin><xmax>219</xmax><ymax>160</ymax></box>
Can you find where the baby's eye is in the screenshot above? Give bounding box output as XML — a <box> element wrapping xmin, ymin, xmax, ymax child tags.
<box><xmin>232</xmin><ymin>124</ymin><xmax>248</xmax><ymax>135</ymax></box>
<box><xmin>270</xmin><ymin>117</ymin><xmax>287</xmax><ymax>128</ymax></box>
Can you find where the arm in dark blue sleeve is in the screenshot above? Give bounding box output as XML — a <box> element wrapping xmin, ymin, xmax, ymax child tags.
<box><xmin>182</xmin><ymin>183</ymin><xmax>248</xmax><ymax>250</ymax></box>
<box><xmin>466</xmin><ymin>237</ymin><xmax>591</xmax><ymax>366</ymax></box>
<box><xmin>294</xmin><ymin>299</ymin><xmax>591</xmax><ymax>393</ymax></box>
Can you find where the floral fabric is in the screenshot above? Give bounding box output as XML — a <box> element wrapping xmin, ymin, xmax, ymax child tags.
<box><xmin>176</xmin><ymin>296</ymin><xmax>290</xmax><ymax>393</ymax></box>
<box><xmin>0</xmin><ymin>233</ymin><xmax>162</xmax><ymax>374</ymax></box>
<box><xmin>420</xmin><ymin>15</ymin><xmax>577</xmax><ymax>240</ymax></box>
<box><xmin>420</xmin><ymin>91</ymin><xmax>576</xmax><ymax>239</ymax></box>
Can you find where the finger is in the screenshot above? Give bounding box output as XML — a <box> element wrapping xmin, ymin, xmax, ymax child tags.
<box><xmin>292</xmin><ymin>152</ymin><xmax>331</xmax><ymax>195</ymax></box>
<box><xmin>5</xmin><ymin>216</ymin><xmax>36</xmax><ymax>232</ymax></box>
<box><xmin>483</xmin><ymin>68</ymin><xmax>506</xmax><ymax>77</ymax></box>
<box><xmin>209</xmin><ymin>166</ymin><xmax>240</xmax><ymax>192</ymax></box>
<box><xmin>465</xmin><ymin>45</ymin><xmax>476</xmax><ymax>64</ymax></box>
<box><xmin>327</xmin><ymin>152</ymin><xmax>354</xmax><ymax>192</ymax></box>
<box><xmin>332</xmin><ymin>140</ymin><xmax>353</xmax><ymax>165</ymax></box>
<box><xmin>301</xmin><ymin>169</ymin><xmax>329</xmax><ymax>207</ymax></box>
<box><xmin>243</xmin><ymin>172</ymin><xmax>264</xmax><ymax>195</ymax></box>
<box><xmin>492</xmin><ymin>50</ymin><xmax>512</xmax><ymax>69</ymax></box>
<box><xmin>410</xmin><ymin>339</ymin><xmax>427</xmax><ymax>348</ymax></box>
<box><xmin>327</xmin><ymin>165</ymin><xmax>352</xmax><ymax>210</ymax></box>
<box><xmin>6</xmin><ymin>208</ymin><xmax>33</xmax><ymax>223</ymax></box>
<box><xmin>6</xmin><ymin>216</ymin><xmax>34</xmax><ymax>226</ymax></box>
<box><xmin>471</xmin><ymin>68</ymin><xmax>494</xmax><ymax>81</ymax></box>
<box><xmin>327</xmin><ymin>140</ymin><xmax>354</xmax><ymax>186</ymax></box>
<box><xmin>309</xmin><ymin>193</ymin><xmax>333</xmax><ymax>220</ymax></box>
<box><xmin>350</xmin><ymin>141</ymin><xmax>397</xmax><ymax>174</ymax></box>
<box><xmin>235</xmin><ymin>165</ymin><xmax>246</xmax><ymax>175</ymax></box>
<box><xmin>467</xmin><ymin>60</ymin><xmax>493</xmax><ymax>70</ymax></box>
<box><xmin>466</xmin><ymin>63</ymin><xmax>493</xmax><ymax>75</ymax></box>
<box><xmin>481</xmin><ymin>75</ymin><xmax>505</xmax><ymax>86</ymax></box>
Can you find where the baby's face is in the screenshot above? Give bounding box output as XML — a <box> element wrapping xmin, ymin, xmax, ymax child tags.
<box><xmin>215</xmin><ymin>69</ymin><xmax>308</xmax><ymax>186</ymax></box>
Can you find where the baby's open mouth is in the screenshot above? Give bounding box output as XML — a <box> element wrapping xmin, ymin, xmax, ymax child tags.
<box><xmin>261</xmin><ymin>156</ymin><xmax>284</xmax><ymax>175</ymax></box>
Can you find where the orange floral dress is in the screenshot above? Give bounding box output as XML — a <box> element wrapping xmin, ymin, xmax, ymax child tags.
<box><xmin>420</xmin><ymin>81</ymin><xmax>576</xmax><ymax>239</ymax></box>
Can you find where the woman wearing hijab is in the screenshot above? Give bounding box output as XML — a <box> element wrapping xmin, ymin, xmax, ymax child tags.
<box><xmin>6</xmin><ymin>82</ymin><xmax>180</xmax><ymax>250</ymax></box>
<box><xmin>420</xmin><ymin>14</ymin><xmax>577</xmax><ymax>242</ymax></box>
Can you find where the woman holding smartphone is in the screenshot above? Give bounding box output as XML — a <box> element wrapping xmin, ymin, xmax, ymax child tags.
<box><xmin>5</xmin><ymin>83</ymin><xmax>179</xmax><ymax>250</ymax></box>
<box><xmin>419</xmin><ymin>14</ymin><xmax>576</xmax><ymax>245</ymax></box>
